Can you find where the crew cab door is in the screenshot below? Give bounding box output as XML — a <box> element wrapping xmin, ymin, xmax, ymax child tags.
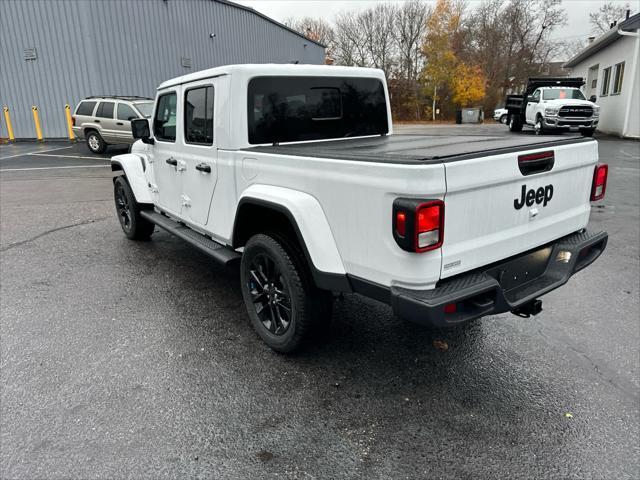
<box><xmin>179</xmin><ymin>81</ymin><xmax>218</xmax><ymax>226</ymax></box>
<box><xmin>525</xmin><ymin>89</ymin><xmax>540</xmax><ymax>123</ymax></box>
<box><xmin>440</xmin><ymin>141</ymin><xmax>597</xmax><ymax>279</ymax></box>
<box><xmin>151</xmin><ymin>89</ymin><xmax>183</xmax><ymax>216</ymax></box>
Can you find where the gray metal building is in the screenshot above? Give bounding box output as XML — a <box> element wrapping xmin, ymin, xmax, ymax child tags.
<box><xmin>0</xmin><ymin>0</ymin><xmax>325</xmax><ymax>139</ymax></box>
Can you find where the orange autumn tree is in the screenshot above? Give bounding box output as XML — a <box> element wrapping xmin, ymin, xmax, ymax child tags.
<box><xmin>452</xmin><ymin>63</ymin><xmax>486</xmax><ymax>107</ymax></box>
<box><xmin>421</xmin><ymin>0</ymin><xmax>486</xmax><ymax>118</ymax></box>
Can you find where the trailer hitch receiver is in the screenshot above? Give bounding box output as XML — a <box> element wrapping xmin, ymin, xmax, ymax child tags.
<box><xmin>511</xmin><ymin>299</ymin><xmax>543</xmax><ymax>318</ymax></box>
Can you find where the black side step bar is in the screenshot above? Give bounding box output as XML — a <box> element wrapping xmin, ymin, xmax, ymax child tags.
<box><xmin>140</xmin><ymin>210</ymin><xmax>241</xmax><ymax>266</ymax></box>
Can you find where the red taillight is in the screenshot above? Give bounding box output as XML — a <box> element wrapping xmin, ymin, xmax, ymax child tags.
<box><xmin>396</xmin><ymin>211</ymin><xmax>406</xmax><ymax>237</ymax></box>
<box><xmin>444</xmin><ymin>303</ymin><xmax>457</xmax><ymax>314</ymax></box>
<box><xmin>392</xmin><ymin>198</ymin><xmax>444</xmax><ymax>253</ymax></box>
<box><xmin>71</xmin><ymin>115</ymin><xmax>76</xmax><ymax>126</ymax></box>
<box><xmin>415</xmin><ymin>201</ymin><xmax>444</xmax><ymax>252</ymax></box>
<box><xmin>591</xmin><ymin>163</ymin><xmax>608</xmax><ymax>201</ymax></box>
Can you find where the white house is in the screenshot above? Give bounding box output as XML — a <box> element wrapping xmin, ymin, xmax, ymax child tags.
<box><xmin>564</xmin><ymin>12</ymin><xmax>640</xmax><ymax>138</ymax></box>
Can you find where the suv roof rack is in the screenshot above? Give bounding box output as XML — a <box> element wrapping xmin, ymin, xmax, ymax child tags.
<box><xmin>85</xmin><ymin>95</ymin><xmax>154</xmax><ymax>101</ymax></box>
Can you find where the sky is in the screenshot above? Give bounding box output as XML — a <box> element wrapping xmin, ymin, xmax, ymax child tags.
<box><xmin>236</xmin><ymin>0</ymin><xmax>639</xmax><ymax>42</ymax></box>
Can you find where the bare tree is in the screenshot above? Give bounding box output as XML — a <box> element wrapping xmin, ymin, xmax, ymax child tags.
<box><xmin>332</xmin><ymin>4</ymin><xmax>398</xmax><ymax>77</ymax></box>
<box><xmin>394</xmin><ymin>0</ymin><xmax>430</xmax><ymax>81</ymax></box>
<box><xmin>589</xmin><ymin>2</ymin><xmax>630</xmax><ymax>34</ymax></box>
<box><xmin>284</xmin><ymin>16</ymin><xmax>335</xmax><ymax>59</ymax></box>
<box><xmin>360</xmin><ymin>4</ymin><xmax>398</xmax><ymax>76</ymax></box>
<box><xmin>500</xmin><ymin>0</ymin><xmax>567</xmax><ymax>92</ymax></box>
<box><xmin>391</xmin><ymin>0</ymin><xmax>431</xmax><ymax>119</ymax></box>
<box><xmin>333</xmin><ymin>11</ymin><xmax>368</xmax><ymax>67</ymax></box>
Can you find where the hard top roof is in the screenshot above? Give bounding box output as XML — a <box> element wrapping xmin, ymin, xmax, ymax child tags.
<box><xmin>157</xmin><ymin>64</ymin><xmax>386</xmax><ymax>90</ymax></box>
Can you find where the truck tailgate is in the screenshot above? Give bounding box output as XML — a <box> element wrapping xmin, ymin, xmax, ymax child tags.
<box><xmin>441</xmin><ymin>140</ymin><xmax>598</xmax><ymax>279</ymax></box>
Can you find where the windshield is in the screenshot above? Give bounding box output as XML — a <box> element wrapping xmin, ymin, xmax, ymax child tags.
<box><xmin>542</xmin><ymin>89</ymin><xmax>585</xmax><ymax>100</ymax></box>
<box><xmin>134</xmin><ymin>102</ymin><xmax>154</xmax><ymax>117</ymax></box>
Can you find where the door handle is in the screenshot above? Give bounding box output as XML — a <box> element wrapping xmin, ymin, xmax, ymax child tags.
<box><xmin>165</xmin><ymin>157</ymin><xmax>178</xmax><ymax>166</ymax></box>
<box><xmin>116</xmin><ymin>122</ymin><xmax>124</xmax><ymax>126</ymax></box>
<box><xmin>94</xmin><ymin>119</ymin><xmax>100</xmax><ymax>123</ymax></box>
<box><xmin>195</xmin><ymin>163</ymin><xmax>211</xmax><ymax>173</ymax></box>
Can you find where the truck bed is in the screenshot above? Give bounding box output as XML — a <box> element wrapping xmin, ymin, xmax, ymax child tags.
<box><xmin>243</xmin><ymin>134</ymin><xmax>593</xmax><ymax>164</ymax></box>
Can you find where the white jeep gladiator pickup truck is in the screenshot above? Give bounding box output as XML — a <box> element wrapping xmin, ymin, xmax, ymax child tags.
<box><xmin>111</xmin><ymin>64</ymin><xmax>608</xmax><ymax>352</ymax></box>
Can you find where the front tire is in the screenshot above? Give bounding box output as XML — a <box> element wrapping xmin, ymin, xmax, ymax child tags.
<box><xmin>113</xmin><ymin>176</ymin><xmax>155</xmax><ymax>240</ymax></box>
<box><xmin>240</xmin><ymin>233</ymin><xmax>332</xmax><ymax>353</ymax></box>
<box><xmin>534</xmin><ymin>116</ymin><xmax>545</xmax><ymax>135</ymax></box>
<box><xmin>86</xmin><ymin>130</ymin><xmax>107</xmax><ymax>154</ymax></box>
<box><xmin>499</xmin><ymin>114</ymin><xmax>507</xmax><ymax>124</ymax></box>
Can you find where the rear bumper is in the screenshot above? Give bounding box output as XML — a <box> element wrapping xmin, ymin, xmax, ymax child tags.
<box><xmin>389</xmin><ymin>229</ymin><xmax>608</xmax><ymax>327</ymax></box>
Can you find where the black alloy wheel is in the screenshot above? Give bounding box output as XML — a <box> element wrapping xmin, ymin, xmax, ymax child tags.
<box><xmin>240</xmin><ymin>233</ymin><xmax>333</xmax><ymax>352</ymax></box>
<box><xmin>113</xmin><ymin>176</ymin><xmax>154</xmax><ymax>240</ymax></box>
<box><xmin>115</xmin><ymin>181</ymin><xmax>132</xmax><ymax>234</ymax></box>
<box><xmin>247</xmin><ymin>252</ymin><xmax>293</xmax><ymax>336</ymax></box>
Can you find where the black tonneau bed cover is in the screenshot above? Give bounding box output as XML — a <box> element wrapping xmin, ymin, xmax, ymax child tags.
<box><xmin>244</xmin><ymin>134</ymin><xmax>593</xmax><ymax>165</ymax></box>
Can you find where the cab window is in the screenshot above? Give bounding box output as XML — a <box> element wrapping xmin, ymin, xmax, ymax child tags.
<box><xmin>153</xmin><ymin>92</ymin><xmax>177</xmax><ymax>142</ymax></box>
<box><xmin>247</xmin><ymin>76</ymin><xmax>388</xmax><ymax>144</ymax></box>
<box><xmin>184</xmin><ymin>86</ymin><xmax>214</xmax><ymax>145</ymax></box>
<box><xmin>117</xmin><ymin>103</ymin><xmax>138</xmax><ymax>121</ymax></box>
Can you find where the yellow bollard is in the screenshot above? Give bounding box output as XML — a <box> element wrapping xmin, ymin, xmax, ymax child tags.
<box><xmin>3</xmin><ymin>106</ymin><xmax>15</xmax><ymax>142</ymax></box>
<box><xmin>64</xmin><ymin>104</ymin><xmax>76</xmax><ymax>141</ymax></box>
<box><xmin>32</xmin><ymin>105</ymin><xmax>43</xmax><ymax>142</ymax></box>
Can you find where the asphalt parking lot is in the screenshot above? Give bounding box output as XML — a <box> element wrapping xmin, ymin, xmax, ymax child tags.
<box><xmin>1</xmin><ymin>124</ymin><xmax>638</xmax><ymax>479</ymax></box>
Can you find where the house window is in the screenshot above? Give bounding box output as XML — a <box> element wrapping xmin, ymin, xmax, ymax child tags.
<box><xmin>601</xmin><ymin>67</ymin><xmax>611</xmax><ymax>96</ymax></box>
<box><xmin>612</xmin><ymin>62</ymin><xmax>625</xmax><ymax>94</ymax></box>
<box><xmin>591</xmin><ymin>79</ymin><xmax>597</xmax><ymax>89</ymax></box>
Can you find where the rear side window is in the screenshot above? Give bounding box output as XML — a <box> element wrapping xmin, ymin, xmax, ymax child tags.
<box><xmin>96</xmin><ymin>102</ymin><xmax>115</xmax><ymax>119</ymax></box>
<box><xmin>247</xmin><ymin>76</ymin><xmax>388</xmax><ymax>144</ymax></box>
<box><xmin>76</xmin><ymin>101</ymin><xmax>96</xmax><ymax>116</ymax></box>
<box><xmin>117</xmin><ymin>104</ymin><xmax>138</xmax><ymax>121</ymax></box>
<box><xmin>184</xmin><ymin>86</ymin><xmax>214</xmax><ymax>145</ymax></box>
<box><xmin>153</xmin><ymin>92</ymin><xmax>177</xmax><ymax>142</ymax></box>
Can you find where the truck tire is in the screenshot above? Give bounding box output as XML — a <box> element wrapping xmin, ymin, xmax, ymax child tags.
<box><xmin>113</xmin><ymin>176</ymin><xmax>155</xmax><ymax>240</ymax></box>
<box><xmin>240</xmin><ymin>233</ymin><xmax>332</xmax><ymax>353</ymax></box>
<box><xmin>86</xmin><ymin>130</ymin><xmax>107</xmax><ymax>154</ymax></box>
<box><xmin>499</xmin><ymin>114</ymin><xmax>507</xmax><ymax>124</ymax></box>
<box><xmin>508</xmin><ymin>114</ymin><xmax>523</xmax><ymax>132</ymax></box>
<box><xmin>534</xmin><ymin>115</ymin><xmax>545</xmax><ymax>135</ymax></box>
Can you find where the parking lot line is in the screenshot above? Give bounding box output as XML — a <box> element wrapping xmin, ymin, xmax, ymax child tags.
<box><xmin>0</xmin><ymin>145</ymin><xmax>74</xmax><ymax>160</ymax></box>
<box><xmin>0</xmin><ymin>165</ymin><xmax>109</xmax><ymax>172</ymax></box>
<box><xmin>26</xmin><ymin>153</ymin><xmax>109</xmax><ymax>160</ymax></box>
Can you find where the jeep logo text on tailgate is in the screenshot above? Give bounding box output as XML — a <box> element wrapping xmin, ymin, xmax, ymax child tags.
<box><xmin>514</xmin><ymin>184</ymin><xmax>553</xmax><ymax>210</ymax></box>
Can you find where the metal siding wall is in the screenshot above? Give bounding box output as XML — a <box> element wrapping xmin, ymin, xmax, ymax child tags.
<box><xmin>0</xmin><ymin>0</ymin><xmax>325</xmax><ymax>139</ymax></box>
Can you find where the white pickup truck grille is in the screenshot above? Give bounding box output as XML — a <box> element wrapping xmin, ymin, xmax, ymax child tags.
<box><xmin>558</xmin><ymin>106</ymin><xmax>593</xmax><ymax>118</ymax></box>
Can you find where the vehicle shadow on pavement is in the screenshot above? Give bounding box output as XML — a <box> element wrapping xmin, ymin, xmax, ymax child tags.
<box><xmin>146</xmin><ymin>230</ymin><xmax>571</xmax><ymax>425</ymax></box>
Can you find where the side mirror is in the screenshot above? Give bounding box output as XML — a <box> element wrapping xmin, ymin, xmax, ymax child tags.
<box><xmin>589</xmin><ymin>95</ymin><xmax>597</xmax><ymax>103</ymax></box>
<box><xmin>131</xmin><ymin>118</ymin><xmax>154</xmax><ymax>145</ymax></box>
